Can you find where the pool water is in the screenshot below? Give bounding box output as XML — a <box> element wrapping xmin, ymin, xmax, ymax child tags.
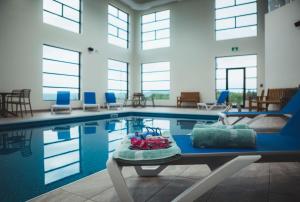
<box><xmin>0</xmin><ymin>116</ymin><xmax>216</xmax><ymax>202</ymax></box>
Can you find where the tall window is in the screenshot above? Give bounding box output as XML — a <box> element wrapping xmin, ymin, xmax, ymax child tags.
<box><xmin>216</xmin><ymin>55</ymin><xmax>257</xmax><ymax>105</ymax></box>
<box><xmin>215</xmin><ymin>0</ymin><xmax>257</xmax><ymax>41</ymax></box>
<box><xmin>108</xmin><ymin>5</ymin><xmax>129</xmax><ymax>49</ymax></box>
<box><xmin>142</xmin><ymin>10</ymin><xmax>170</xmax><ymax>50</ymax></box>
<box><xmin>142</xmin><ymin>62</ymin><xmax>170</xmax><ymax>99</ymax></box>
<box><xmin>108</xmin><ymin>59</ymin><xmax>128</xmax><ymax>98</ymax></box>
<box><xmin>43</xmin><ymin>0</ymin><xmax>81</xmax><ymax>33</ymax></box>
<box><xmin>43</xmin><ymin>45</ymin><xmax>80</xmax><ymax>100</ymax></box>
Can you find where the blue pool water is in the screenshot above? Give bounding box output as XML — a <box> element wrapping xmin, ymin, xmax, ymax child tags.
<box><xmin>0</xmin><ymin>115</ymin><xmax>216</xmax><ymax>202</ymax></box>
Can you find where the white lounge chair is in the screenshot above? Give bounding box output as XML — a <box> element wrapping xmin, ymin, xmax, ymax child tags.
<box><xmin>198</xmin><ymin>90</ymin><xmax>229</xmax><ymax>110</ymax></box>
<box><xmin>50</xmin><ymin>91</ymin><xmax>72</xmax><ymax>114</ymax></box>
<box><xmin>105</xmin><ymin>92</ymin><xmax>123</xmax><ymax>110</ymax></box>
<box><xmin>83</xmin><ymin>92</ymin><xmax>100</xmax><ymax>111</ymax></box>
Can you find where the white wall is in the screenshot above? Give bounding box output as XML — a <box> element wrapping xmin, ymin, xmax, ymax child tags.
<box><xmin>134</xmin><ymin>0</ymin><xmax>267</xmax><ymax>106</ymax></box>
<box><xmin>0</xmin><ymin>0</ymin><xmax>267</xmax><ymax>110</ymax></box>
<box><xmin>0</xmin><ymin>0</ymin><xmax>135</xmax><ymax>110</ymax></box>
<box><xmin>265</xmin><ymin>0</ymin><xmax>300</xmax><ymax>89</ymax></box>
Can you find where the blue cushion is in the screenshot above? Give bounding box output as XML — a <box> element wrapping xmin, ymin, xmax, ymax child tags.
<box><xmin>175</xmin><ymin>109</ymin><xmax>300</xmax><ymax>155</ymax></box>
<box><xmin>84</xmin><ymin>92</ymin><xmax>96</xmax><ymax>104</ymax></box>
<box><xmin>282</xmin><ymin>90</ymin><xmax>300</xmax><ymax>114</ymax></box>
<box><xmin>105</xmin><ymin>92</ymin><xmax>116</xmax><ymax>103</ymax></box>
<box><xmin>217</xmin><ymin>91</ymin><xmax>229</xmax><ymax>104</ymax></box>
<box><xmin>280</xmin><ymin>108</ymin><xmax>300</xmax><ymax>136</ymax></box>
<box><xmin>173</xmin><ymin>133</ymin><xmax>300</xmax><ymax>154</ymax></box>
<box><xmin>56</xmin><ymin>91</ymin><xmax>70</xmax><ymax>105</ymax></box>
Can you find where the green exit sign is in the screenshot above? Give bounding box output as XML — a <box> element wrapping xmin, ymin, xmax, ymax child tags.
<box><xmin>232</xmin><ymin>47</ymin><xmax>239</xmax><ymax>52</ymax></box>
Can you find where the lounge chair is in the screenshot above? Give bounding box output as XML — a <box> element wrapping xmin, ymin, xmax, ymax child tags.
<box><xmin>83</xmin><ymin>92</ymin><xmax>100</xmax><ymax>111</ymax></box>
<box><xmin>50</xmin><ymin>91</ymin><xmax>72</xmax><ymax>114</ymax></box>
<box><xmin>197</xmin><ymin>90</ymin><xmax>229</xmax><ymax>110</ymax></box>
<box><xmin>107</xmin><ymin>108</ymin><xmax>300</xmax><ymax>202</ymax></box>
<box><xmin>219</xmin><ymin>90</ymin><xmax>300</xmax><ymax>125</ymax></box>
<box><xmin>105</xmin><ymin>92</ymin><xmax>123</xmax><ymax>110</ymax></box>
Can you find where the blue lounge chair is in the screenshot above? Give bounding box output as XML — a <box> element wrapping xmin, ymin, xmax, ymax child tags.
<box><xmin>197</xmin><ymin>90</ymin><xmax>230</xmax><ymax>110</ymax></box>
<box><xmin>219</xmin><ymin>90</ymin><xmax>300</xmax><ymax>125</ymax></box>
<box><xmin>50</xmin><ymin>91</ymin><xmax>72</xmax><ymax>114</ymax></box>
<box><xmin>105</xmin><ymin>92</ymin><xmax>123</xmax><ymax>110</ymax></box>
<box><xmin>107</xmin><ymin>108</ymin><xmax>300</xmax><ymax>202</ymax></box>
<box><xmin>83</xmin><ymin>92</ymin><xmax>100</xmax><ymax>111</ymax></box>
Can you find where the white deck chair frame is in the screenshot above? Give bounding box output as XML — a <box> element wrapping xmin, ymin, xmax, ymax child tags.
<box><xmin>83</xmin><ymin>103</ymin><xmax>100</xmax><ymax>111</ymax></box>
<box><xmin>107</xmin><ymin>155</ymin><xmax>261</xmax><ymax>202</ymax></box>
<box><xmin>218</xmin><ymin>112</ymin><xmax>291</xmax><ymax>125</ymax></box>
<box><xmin>50</xmin><ymin>104</ymin><xmax>72</xmax><ymax>114</ymax></box>
<box><xmin>197</xmin><ymin>102</ymin><xmax>227</xmax><ymax>111</ymax></box>
<box><xmin>107</xmin><ymin>102</ymin><xmax>124</xmax><ymax>110</ymax></box>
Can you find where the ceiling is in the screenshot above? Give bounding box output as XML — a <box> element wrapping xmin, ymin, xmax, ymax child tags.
<box><xmin>119</xmin><ymin>0</ymin><xmax>182</xmax><ymax>10</ymax></box>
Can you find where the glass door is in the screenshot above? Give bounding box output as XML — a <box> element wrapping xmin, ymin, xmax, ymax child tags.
<box><xmin>226</xmin><ymin>68</ymin><xmax>245</xmax><ymax>107</ymax></box>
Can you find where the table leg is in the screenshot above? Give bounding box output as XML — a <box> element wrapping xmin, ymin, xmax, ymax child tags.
<box><xmin>0</xmin><ymin>95</ymin><xmax>6</xmax><ymax>117</ymax></box>
<box><xmin>0</xmin><ymin>94</ymin><xmax>17</xmax><ymax>117</ymax></box>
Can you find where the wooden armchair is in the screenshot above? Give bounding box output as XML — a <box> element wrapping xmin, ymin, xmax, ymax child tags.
<box><xmin>253</xmin><ymin>88</ymin><xmax>298</xmax><ymax>111</ymax></box>
<box><xmin>249</xmin><ymin>90</ymin><xmax>265</xmax><ymax>111</ymax></box>
<box><xmin>177</xmin><ymin>92</ymin><xmax>200</xmax><ymax>107</ymax></box>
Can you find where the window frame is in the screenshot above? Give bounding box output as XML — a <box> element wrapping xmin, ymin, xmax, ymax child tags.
<box><xmin>42</xmin><ymin>44</ymin><xmax>81</xmax><ymax>101</ymax></box>
<box><xmin>107</xmin><ymin>58</ymin><xmax>129</xmax><ymax>99</ymax></box>
<box><xmin>215</xmin><ymin>54</ymin><xmax>258</xmax><ymax>99</ymax></box>
<box><xmin>108</xmin><ymin>4</ymin><xmax>129</xmax><ymax>49</ymax></box>
<box><xmin>141</xmin><ymin>61</ymin><xmax>171</xmax><ymax>100</ymax></box>
<box><xmin>141</xmin><ymin>10</ymin><xmax>170</xmax><ymax>50</ymax></box>
<box><xmin>43</xmin><ymin>0</ymin><xmax>82</xmax><ymax>33</ymax></box>
<box><xmin>215</xmin><ymin>0</ymin><xmax>257</xmax><ymax>40</ymax></box>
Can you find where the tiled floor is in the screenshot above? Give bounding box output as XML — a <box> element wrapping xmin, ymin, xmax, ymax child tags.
<box><xmin>29</xmin><ymin>163</ymin><xmax>300</xmax><ymax>202</ymax></box>
<box><xmin>1</xmin><ymin>107</ymin><xmax>293</xmax><ymax>202</ymax></box>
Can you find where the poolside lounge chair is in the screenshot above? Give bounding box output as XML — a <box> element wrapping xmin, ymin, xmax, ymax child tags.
<box><xmin>105</xmin><ymin>92</ymin><xmax>123</xmax><ymax>110</ymax></box>
<box><xmin>219</xmin><ymin>89</ymin><xmax>300</xmax><ymax>125</ymax></box>
<box><xmin>107</xmin><ymin>108</ymin><xmax>300</xmax><ymax>202</ymax></box>
<box><xmin>83</xmin><ymin>92</ymin><xmax>100</xmax><ymax>111</ymax></box>
<box><xmin>50</xmin><ymin>91</ymin><xmax>72</xmax><ymax>114</ymax></box>
<box><xmin>197</xmin><ymin>90</ymin><xmax>229</xmax><ymax>110</ymax></box>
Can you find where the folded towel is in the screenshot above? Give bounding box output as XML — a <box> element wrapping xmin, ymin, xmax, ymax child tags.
<box><xmin>113</xmin><ymin>131</ymin><xmax>181</xmax><ymax>161</ymax></box>
<box><xmin>191</xmin><ymin>128</ymin><xmax>256</xmax><ymax>148</ymax></box>
<box><xmin>194</xmin><ymin>123</ymin><xmax>250</xmax><ymax>130</ymax></box>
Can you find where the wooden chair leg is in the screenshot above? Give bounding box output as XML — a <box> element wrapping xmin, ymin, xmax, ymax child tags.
<box><xmin>29</xmin><ymin>103</ymin><xmax>33</xmax><ymax>116</ymax></box>
<box><xmin>24</xmin><ymin>103</ymin><xmax>27</xmax><ymax>115</ymax></box>
<box><xmin>15</xmin><ymin>103</ymin><xmax>18</xmax><ymax>116</ymax></box>
<box><xmin>19</xmin><ymin>103</ymin><xmax>23</xmax><ymax>117</ymax></box>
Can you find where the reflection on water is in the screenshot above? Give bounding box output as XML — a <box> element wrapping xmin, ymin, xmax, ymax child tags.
<box><xmin>0</xmin><ymin>116</ymin><xmax>216</xmax><ymax>202</ymax></box>
<box><xmin>43</xmin><ymin>126</ymin><xmax>80</xmax><ymax>185</ymax></box>
<box><xmin>0</xmin><ymin>129</ymin><xmax>32</xmax><ymax>157</ymax></box>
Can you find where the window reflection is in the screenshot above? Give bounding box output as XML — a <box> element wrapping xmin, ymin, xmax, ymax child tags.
<box><xmin>83</xmin><ymin>122</ymin><xmax>98</xmax><ymax>135</ymax></box>
<box><xmin>127</xmin><ymin>117</ymin><xmax>170</xmax><ymax>133</ymax></box>
<box><xmin>43</xmin><ymin>126</ymin><xmax>80</xmax><ymax>185</ymax></box>
<box><xmin>106</xmin><ymin>120</ymin><xmax>127</xmax><ymax>157</ymax></box>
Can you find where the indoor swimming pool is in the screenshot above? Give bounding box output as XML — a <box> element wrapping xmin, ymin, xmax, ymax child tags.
<box><xmin>0</xmin><ymin>114</ymin><xmax>217</xmax><ymax>201</ymax></box>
